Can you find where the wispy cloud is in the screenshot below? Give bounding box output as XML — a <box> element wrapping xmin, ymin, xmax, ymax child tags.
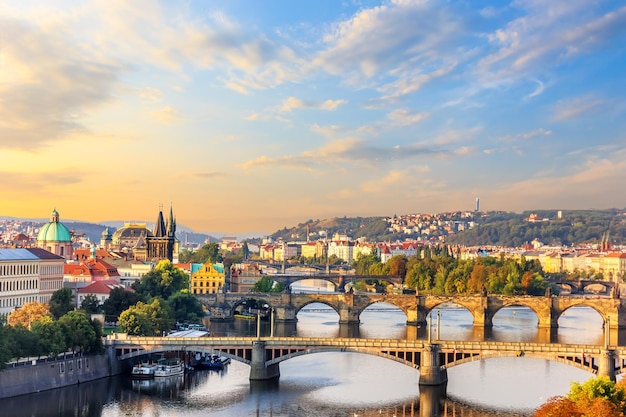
<box><xmin>552</xmin><ymin>95</ymin><xmax>611</xmax><ymax>121</ymax></box>
<box><xmin>279</xmin><ymin>96</ymin><xmax>347</xmax><ymax>112</ymax></box>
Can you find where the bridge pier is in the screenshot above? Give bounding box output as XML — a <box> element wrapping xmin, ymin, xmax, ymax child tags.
<box><xmin>249</xmin><ymin>341</ymin><xmax>280</xmax><ymax>381</ymax></box>
<box><xmin>418</xmin><ymin>343</ymin><xmax>448</xmax><ymax>386</ymax></box>
<box><xmin>273</xmin><ymin>305</ymin><xmax>297</xmax><ymax>323</ymax></box>
<box><xmin>597</xmin><ymin>350</ymin><xmax>617</xmax><ymax>382</ymax></box>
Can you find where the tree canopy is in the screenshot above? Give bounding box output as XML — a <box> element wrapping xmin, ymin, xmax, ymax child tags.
<box><xmin>7</xmin><ymin>301</ymin><xmax>49</xmax><ymax>328</ymax></box>
<box><xmin>132</xmin><ymin>260</ymin><xmax>189</xmax><ymax>300</ymax></box>
<box><xmin>534</xmin><ymin>376</ymin><xmax>626</xmax><ymax>417</ymax></box>
<box><xmin>49</xmin><ymin>287</ymin><xmax>75</xmax><ymax>319</ymax></box>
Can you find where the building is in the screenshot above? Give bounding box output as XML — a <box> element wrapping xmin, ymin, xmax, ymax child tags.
<box><xmin>36</xmin><ymin>209</ymin><xmax>73</xmax><ymax>260</ymax></box>
<box><xmin>76</xmin><ymin>279</ymin><xmax>132</xmax><ymax>306</ymax></box>
<box><xmin>230</xmin><ymin>263</ymin><xmax>262</xmax><ymax>292</ymax></box>
<box><xmin>0</xmin><ymin>249</ymin><xmax>48</xmax><ymax>319</ymax></box>
<box><xmin>24</xmin><ymin>248</ymin><xmax>65</xmax><ymax>304</ymax></box>
<box><xmin>191</xmin><ymin>262</ymin><xmax>225</xmax><ymax>295</ymax></box>
<box><xmin>146</xmin><ymin>205</ymin><xmax>178</xmax><ymax>263</ymax></box>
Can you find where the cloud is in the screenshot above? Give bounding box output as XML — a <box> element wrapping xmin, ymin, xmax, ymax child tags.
<box><xmin>240</xmin><ymin>133</ymin><xmax>462</xmax><ymax>172</ymax></box>
<box><xmin>190</xmin><ymin>171</ymin><xmax>226</xmax><ymax>179</ymax></box>
<box><xmin>313</xmin><ymin>0</ymin><xmax>463</xmax><ymax>97</ymax></box>
<box><xmin>279</xmin><ymin>96</ymin><xmax>347</xmax><ymax>112</ymax></box>
<box><xmin>478</xmin><ymin>2</ymin><xmax>626</xmax><ymax>83</ymax></box>
<box><xmin>0</xmin><ymin>16</ymin><xmax>122</xmax><ymax>150</ymax></box>
<box><xmin>0</xmin><ymin>170</ymin><xmax>84</xmax><ymax>192</ymax></box>
<box><xmin>152</xmin><ymin>106</ymin><xmax>184</xmax><ymax>124</ymax></box>
<box><xmin>138</xmin><ymin>87</ymin><xmax>163</xmax><ymax>102</ymax></box>
<box><xmin>552</xmin><ymin>95</ymin><xmax>611</xmax><ymax>121</ymax></box>
<box><xmin>386</xmin><ymin>109</ymin><xmax>429</xmax><ymax>127</ymax></box>
<box><xmin>499</xmin><ymin>128</ymin><xmax>552</xmax><ymax>142</ymax></box>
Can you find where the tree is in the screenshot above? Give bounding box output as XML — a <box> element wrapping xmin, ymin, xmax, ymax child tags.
<box><xmin>132</xmin><ymin>260</ymin><xmax>189</xmax><ymax>300</ymax></box>
<box><xmin>58</xmin><ymin>310</ymin><xmax>99</xmax><ymax>353</ymax></box>
<box><xmin>168</xmin><ymin>291</ymin><xmax>206</xmax><ymax>323</ymax></box>
<box><xmin>252</xmin><ymin>276</ymin><xmax>285</xmax><ymax>293</ymax></box>
<box><xmin>119</xmin><ymin>298</ymin><xmax>174</xmax><ymax>336</ymax></box>
<box><xmin>49</xmin><ymin>287</ymin><xmax>75</xmax><ymax>319</ymax></box>
<box><xmin>80</xmin><ymin>294</ymin><xmax>101</xmax><ymax>315</ymax></box>
<box><xmin>7</xmin><ymin>301</ymin><xmax>49</xmax><ymax>329</ymax></box>
<box><xmin>31</xmin><ymin>316</ymin><xmax>65</xmax><ymax>357</ymax></box>
<box><xmin>353</xmin><ymin>253</ymin><xmax>380</xmax><ymax>275</ymax></box>
<box><xmin>534</xmin><ymin>377</ymin><xmax>626</xmax><ymax>417</ymax></box>
<box><xmin>102</xmin><ymin>287</ymin><xmax>142</xmax><ymax>322</ymax></box>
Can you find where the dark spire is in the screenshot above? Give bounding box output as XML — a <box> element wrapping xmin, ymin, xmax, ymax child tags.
<box><xmin>154</xmin><ymin>208</ymin><xmax>167</xmax><ymax>237</ymax></box>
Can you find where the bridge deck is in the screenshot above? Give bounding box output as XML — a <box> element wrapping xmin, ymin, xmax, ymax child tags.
<box><xmin>108</xmin><ymin>335</ymin><xmax>623</xmax><ymax>355</ymax></box>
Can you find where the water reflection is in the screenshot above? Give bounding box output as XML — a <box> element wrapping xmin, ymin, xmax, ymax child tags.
<box><xmin>2</xmin><ymin>302</ymin><xmax>614</xmax><ymax>417</ymax></box>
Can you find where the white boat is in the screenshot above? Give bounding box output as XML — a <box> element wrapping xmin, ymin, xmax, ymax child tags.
<box><xmin>154</xmin><ymin>359</ymin><xmax>185</xmax><ymax>377</ymax></box>
<box><xmin>131</xmin><ymin>362</ymin><xmax>157</xmax><ymax>379</ymax></box>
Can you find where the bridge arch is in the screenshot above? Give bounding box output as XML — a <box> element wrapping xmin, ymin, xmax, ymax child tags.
<box><xmin>441</xmin><ymin>350</ymin><xmax>608</xmax><ymax>377</ymax></box>
<box><xmin>555</xmin><ymin>302</ymin><xmax>607</xmax><ymax>324</ymax></box>
<box><xmin>265</xmin><ymin>347</ymin><xmax>420</xmax><ymax>370</ymax></box>
<box><xmin>359</xmin><ymin>299</ymin><xmax>409</xmax><ymax>321</ymax></box>
<box><xmin>118</xmin><ymin>346</ymin><xmax>252</xmax><ymax>366</ymax></box>
<box><xmin>293</xmin><ymin>299</ymin><xmax>341</xmax><ymax>317</ymax></box>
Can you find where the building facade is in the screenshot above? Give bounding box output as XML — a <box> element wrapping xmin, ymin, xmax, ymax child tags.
<box><xmin>191</xmin><ymin>262</ymin><xmax>225</xmax><ymax>295</ymax></box>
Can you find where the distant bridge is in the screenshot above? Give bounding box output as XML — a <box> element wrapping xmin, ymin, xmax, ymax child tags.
<box><xmin>259</xmin><ymin>273</ymin><xmax>404</xmax><ymax>292</ymax></box>
<box><xmin>109</xmin><ymin>335</ymin><xmax>626</xmax><ymax>387</ymax></box>
<box><xmin>198</xmin><ymin>292</ymin><xmax>626</xmax><ymax>329</ymax></box>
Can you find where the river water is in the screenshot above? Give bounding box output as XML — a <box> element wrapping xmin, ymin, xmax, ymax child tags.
<box><xmin>0</xmin><ymin>302</ymin><xmax>611</xmax><ymax>417</ymax></box>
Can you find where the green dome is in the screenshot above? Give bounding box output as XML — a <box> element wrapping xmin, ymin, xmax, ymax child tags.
<box><xmin>37</xmin><ymin>209</ymin><xmax>72</xmax><ymax>242</ymax></box>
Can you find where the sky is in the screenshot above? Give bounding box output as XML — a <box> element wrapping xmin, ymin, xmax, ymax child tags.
<box><xmin>1</xmin><ymin>0</ymin><xmax>626</xmax><ymax>236</ymax></box>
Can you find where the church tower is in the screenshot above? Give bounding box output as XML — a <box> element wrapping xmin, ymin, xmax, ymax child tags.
<box><xmin>146</xmin><ymin>204</ymin><xmax>178</xmax><ymax>263</ymax></box>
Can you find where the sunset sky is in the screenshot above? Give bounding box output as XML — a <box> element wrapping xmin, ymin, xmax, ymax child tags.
<box><xmin>1</xmin><ymin>0</ymin><xmax>626</xmax><ymax>236</ymax></box>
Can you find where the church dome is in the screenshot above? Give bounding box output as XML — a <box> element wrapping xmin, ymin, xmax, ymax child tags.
<box><xmin>37</xmin><ymin>209</ymin><xmax>72</xmax><ymax>242</ymax></box>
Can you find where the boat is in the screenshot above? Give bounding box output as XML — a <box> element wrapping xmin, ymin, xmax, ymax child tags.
<box><xmin>154</xmin><ymin>358</ymin><xmax>185</xmax><ymax>377</ymax></box>
<box><xmin>131</xmin><ymin>361</ymin><xmax>157</xmax><ymax>379</ymax></box>
<box><xmin>196</xmin><ymin>354</ymin><xmax>231</xmax><ymax>370</ymax></box>
<box><xmin>234</xmin><ymin>312</ymin><xmax>257</xmax><ymax>320</ymax></box>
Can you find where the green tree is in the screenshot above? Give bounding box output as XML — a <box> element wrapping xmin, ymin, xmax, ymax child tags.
<box><xmin>80</xmin><ymin>294</ymin><xmax>101</xmax><ymax>314</ymax></box>
<box><xmin>49</xmin><ymin>287</ymin><xmax>75</xmax><ymax>319</ymax></box>
<box><xmin>102</xmin><ymin>287</ymin><xmax>142</xmax><ymax>322</ymax></box>
<box><xmin>0</xmin><ymin>325</ymin><xmax>15</xmax><ymax>369</ymax></box>
<box><xmin>119</xmin><ymin>299</ymin><xmax>174</xmax><ymax>336</ymax></box>
<box><xmin>58</xmin><ymin>310</ymin><xmax>98</xmax><ymax>353</ymax></box>
<box><xmin>252</xmin><ymin>276</ymin><xmax>285</xmax><ymax>293</ymax></box>
<box><xmin>353</xmin><ymin>253</ymin><xmax>381</xmax><ymax>275</ymax></box>
<box><xmin>168</xmin><ymin>291</ymin><xmax>206</xmax><ymax>323</ymax></box>
<box><xmin>31</xmin><ymin>316</ymin><xmax>65</xmax><ymax>357</ymax></box>
<box><xmin>132</xmin><ymin>260</ymin><xmax>189</xmax><ymax>300</ymax></box>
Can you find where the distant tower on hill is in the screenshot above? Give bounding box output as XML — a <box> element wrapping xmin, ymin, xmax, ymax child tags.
<box><xmin>475</xmin><ymin>197</ymin><xmax>480</xmax><ymax>212</ymax></box>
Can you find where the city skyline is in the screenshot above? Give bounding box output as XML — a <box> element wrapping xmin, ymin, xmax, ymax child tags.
<box><xmin>2</xmin><ymin>1</ymin><xmax>626</xmax><ymax>235</ymax></box>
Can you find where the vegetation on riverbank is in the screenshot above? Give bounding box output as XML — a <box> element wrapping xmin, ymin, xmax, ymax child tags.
<box><xmin>534</xmin><ymin>376</ymin><xmax>626</xmax><ymax>417</ymax></box>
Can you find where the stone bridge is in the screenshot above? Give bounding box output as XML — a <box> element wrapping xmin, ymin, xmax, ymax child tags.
<box><xmin>553</xmin><ymin>280</ymin><xmax>616</xmax><ymax>295</ymax></box>
<box><xmin>109</xmin><ymin>335</ymin><xmax>626</xmax><ymax>388</ymax></box>
<box><xmin>263</xmin><ymin>273</ymin><xmax>403</xmax><ymax>292</ymax></box>
<box><xmin>198</xmin><ymin>292</ymin><xmax>626</xmax><ymax>329</ymax></box>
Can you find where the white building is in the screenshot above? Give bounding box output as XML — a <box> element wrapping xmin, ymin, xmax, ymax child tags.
<box><xmin>0</xmin><ymin>249</ymin><xmax>42</xmax><ymax>320</ymax></box>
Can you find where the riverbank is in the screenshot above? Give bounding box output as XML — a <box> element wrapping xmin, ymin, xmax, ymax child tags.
<box><xmin>0</xmin><ymin>346</ymin><xmax>122</xmax><ymax>399</ymax></box>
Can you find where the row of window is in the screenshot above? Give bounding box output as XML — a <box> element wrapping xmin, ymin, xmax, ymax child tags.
<box><xmin>192</xmin><ymin>281</ymin><xmax>221</xmax><ymax>287</ymax></box>
<box><xmin>0</xmin><ymin>263</ymin><xmax>38</xmax><ymax>276</ymax></box>
<box><xmin>0</xmin><ymin>295</ymin><xmax>38</xmax><ymax>309</ymax></box>
<box><xmin>0</xmin><ymin>278</ymin><xmax>38</xmax><ymax>292</ymax></box>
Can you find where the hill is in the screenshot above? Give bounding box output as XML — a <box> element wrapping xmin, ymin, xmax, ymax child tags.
<box><xmin>265</xmin><ymin>209</ymin><xmax>626</xmax><ymax>248</ymax></box>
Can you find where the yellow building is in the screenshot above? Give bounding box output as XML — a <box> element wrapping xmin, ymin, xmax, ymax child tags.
<box><xmin>191</xmin><ymin>262</ymin><xmax>225</xmax><ymax>295</ymax></box>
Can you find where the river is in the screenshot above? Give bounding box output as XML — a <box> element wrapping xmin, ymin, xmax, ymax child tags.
<box><xmin>0</xmin><ymin>302</ymin><xmax>610</xmax><ymax>417</ymax></box>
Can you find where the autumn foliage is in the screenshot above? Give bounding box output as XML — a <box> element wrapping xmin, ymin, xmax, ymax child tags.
<box><xmin>7</xmin><ymin>301</ymin><xmax>50</xmax><ymax>328</ymax></box>
<box><xmin>534</xmin><ymin>377</ymin><xmax>626</xmax><ymax>417</ymax></box>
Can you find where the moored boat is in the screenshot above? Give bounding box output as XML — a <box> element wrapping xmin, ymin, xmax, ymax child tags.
<box><xmin>131</xmin><ymin>362</ymin><xmax>157</xmax><ymax>379</ymax></box>
<box><xmin>196</xmin><ymin>354</ymin><xmax>231</xmax><ymax>370</ymax></box>
<box><xmin>154</xmin><ymin>358</ymin><xmax>185</xmax><ymax>377</ymax></box>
